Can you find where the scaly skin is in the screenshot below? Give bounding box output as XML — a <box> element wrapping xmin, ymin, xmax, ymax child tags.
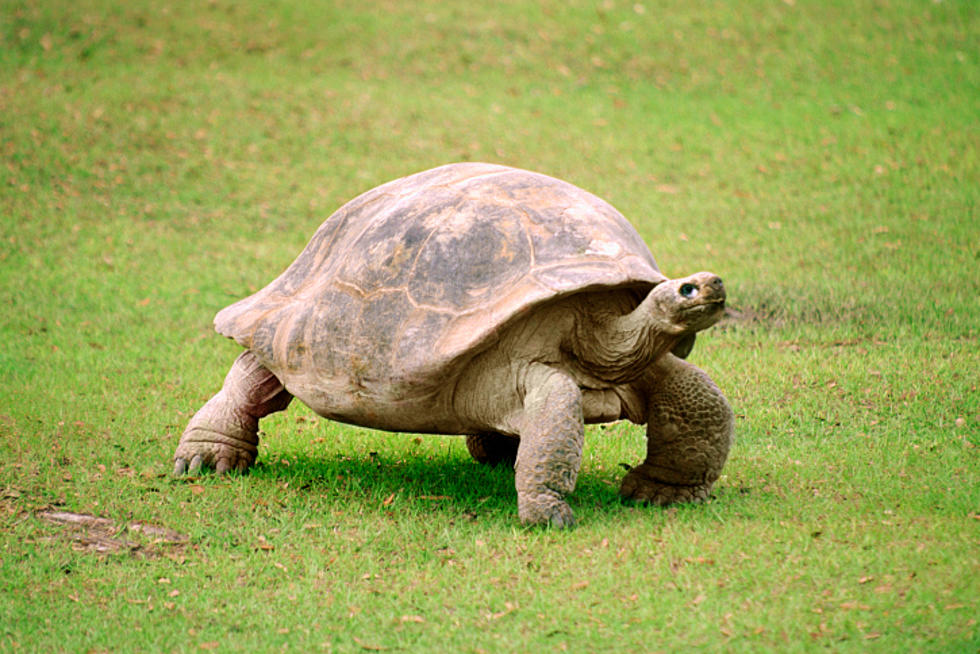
<box><xmin>620</xmin><ymin>354</ymin><xmax>734</xmax><ymax>505</ymax></box>
<box><xmin>173</xmin><ymin>351</ymin><xmax>293</xmax><ymax>475</ymax></box>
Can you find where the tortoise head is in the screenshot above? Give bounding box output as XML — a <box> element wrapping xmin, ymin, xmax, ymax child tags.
<box><xmin>645</xmin><ymin>271</ymin><xmax>727</xmax><ymax>335</ymax></box>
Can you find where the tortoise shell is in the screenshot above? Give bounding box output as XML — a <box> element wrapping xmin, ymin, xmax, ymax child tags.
<box><xmin>214</xmin><ymin>163</ymin><xmax>665</xmax><ymax>411</ymax></box>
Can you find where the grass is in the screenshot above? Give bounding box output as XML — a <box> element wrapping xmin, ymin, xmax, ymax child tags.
<box><xmin>1</xmin><ymin>0</ymin><xmax>978</xmax><ymax>651</ymax></box>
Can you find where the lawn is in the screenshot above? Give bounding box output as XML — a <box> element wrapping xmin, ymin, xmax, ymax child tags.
<box><xmin>1</xmin><ymin>0</ymin><xmax>977</xmax><ymax>652</ymax></box>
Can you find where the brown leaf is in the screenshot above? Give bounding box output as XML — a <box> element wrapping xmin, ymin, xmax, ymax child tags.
<box><xmin>352</xmin><ymin>637</ymin><xmax>387</xmax><ymax>650</ymax></box>
<box><xmin>488</xmin><ymin>602</ymin><xmax>518</xmax><ymax>620</ymax></box>
<box><xmin>188</xmin><ymin>485</ymin><xmax>205</xmax><ymax>495</ymax></box>
<box><xmin>687</xmin><ymin>556</ymin><xmax>715</xmax><ymax>565</ymax></box>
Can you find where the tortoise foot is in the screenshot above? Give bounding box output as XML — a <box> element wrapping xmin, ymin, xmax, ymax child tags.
<box><xmin>174</xmin><ymin>351</ymin><xmax>292</xmax><ymax>477</ymax></box>
<box><xmin>619</xmin><ymin>464</ymin><xmax>712</xmax><ymax>506</ymax></box>
<box><xmin>518</xmin><ymin>492</ymin><xmax>576</xmax><ymax>529</ymax></box>
<box><xmin>173</xmin><ymin>427</ymin><xmax>256</xmax><ymax>476</ymax></box>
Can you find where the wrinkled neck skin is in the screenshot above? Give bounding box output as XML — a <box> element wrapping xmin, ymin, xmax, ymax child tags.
<box><xmin>569</xmin><ymin>290</ymin><xmax>686</xmax><ymax>385</ymax></box>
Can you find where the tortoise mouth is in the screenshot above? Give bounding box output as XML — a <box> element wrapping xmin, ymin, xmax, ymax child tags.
<box><xmin>681</xmin><ymin>297</ymin><xmax>726</xmax><ymax>312</ymax></box>
<box><xmin>678</xmin><ymin>299</ymin><xmax>726</xmax><ymax>328</ymax></box>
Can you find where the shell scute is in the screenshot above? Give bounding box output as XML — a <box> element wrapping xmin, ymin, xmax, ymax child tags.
<box><xmin>306</xmin><ymin>288</ymin><xmax>360</xmax><ymax>360</ymax></box>
<box><xmin>407</xmin><ymin>201</ymin><xmax>532</xmax><ymax>310</ymax></box>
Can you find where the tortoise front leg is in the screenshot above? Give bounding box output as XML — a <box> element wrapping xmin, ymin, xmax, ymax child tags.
<box><xmin>173</xmin><ymin>351</ymin><xmax>293</xmax><ymax>475</ymax></box>
<box><xmin>620</xmin><ymin>354</ymin><xmax>734</xmax><ymax>505</ymax></box>
<box><xmin>514</xmin><ymin>364</ymin><xmax>584</xmax><ymax>528</ymax></box>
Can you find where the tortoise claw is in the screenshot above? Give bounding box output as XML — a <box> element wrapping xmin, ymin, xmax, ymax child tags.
<box><xmin>188</xmin><ymin>455</ymin><xmax>204</xmax><ymax>475</ymax></box>
<box><xmin>173</xmin><ymin>458</ymin><xmax>188</xmax><ymax>476</ymax></box>
<box><xmin>215</xmin><ymin>458</ymin><xmax>232</xmax><ymax>475</ymax></box>
<box><xmin>518</xmin><ymin>494</ymin><xmax>577</xmax><ymax>529</ymax></box>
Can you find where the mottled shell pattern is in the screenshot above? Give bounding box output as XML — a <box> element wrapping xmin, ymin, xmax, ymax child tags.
<box><xmin>214</xmin><ymin>163</ymin><xmax>666</xmax><ymax>397</ymax></box>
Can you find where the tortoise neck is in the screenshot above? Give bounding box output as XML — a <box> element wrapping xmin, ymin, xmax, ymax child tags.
<box><xmin>571</xmin><ymin>291</ymin><xmax>679</xmax><ymax>384</ymax></box>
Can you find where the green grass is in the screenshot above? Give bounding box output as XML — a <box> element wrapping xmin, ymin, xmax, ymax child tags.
<box><xmin>1</xmin><ymin>0</ymin><xmax>978</xmax><ymax>651</ymax></box>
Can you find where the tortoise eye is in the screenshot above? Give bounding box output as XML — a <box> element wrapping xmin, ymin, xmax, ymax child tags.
<box><xmin>680</xmin><ymin>283</ymin><xmax>698</xmax><ymax>299</ymax></box>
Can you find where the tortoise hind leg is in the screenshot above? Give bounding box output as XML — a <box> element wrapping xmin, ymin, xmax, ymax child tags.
<box><xmin>465</xmin><ymin>433</ymin><xmax>519</xmax><ymax>468</ymax></box>
<box><xmin>173</xmin><ymin>351</ymin><xmax>293</xmax><ymax>475</ymax></box>
<box><xmin>620</xmin><ymin>354</ymin><xmax>733</xmax><ymax>505</ymax></box>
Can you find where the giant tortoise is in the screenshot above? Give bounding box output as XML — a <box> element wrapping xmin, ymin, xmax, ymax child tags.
<box><xmin>173</xmin><ymin>162</ymin><xmax>734</xmax><ymax>527</ymax></box>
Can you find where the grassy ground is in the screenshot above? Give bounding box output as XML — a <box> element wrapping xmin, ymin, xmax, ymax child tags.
<box><xmin>1</xmin><ymin>0</ymin><xmax>977</xmax><ymax>651</ymax></box>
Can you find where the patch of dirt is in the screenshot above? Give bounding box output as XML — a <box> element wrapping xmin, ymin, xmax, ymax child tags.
<box><xmin>715</xmin><ymin>306</ymin><xmax>762</xmax><ymax>328</ymax></box>
<box><xmin>716</xmin><ymin>296</ymin><xmax>883</xmax><ymax>330</ymax></box>
<box><xmin>37</xmin><ymin>510</ymin><xmax>189</xmax><ymax>557</ymax></box>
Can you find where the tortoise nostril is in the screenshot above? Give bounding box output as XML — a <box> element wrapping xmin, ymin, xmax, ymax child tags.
<box><xmin>679</xmin><ymin>283</ymin><xmax>698</xmax><ymax>299</ymax></box>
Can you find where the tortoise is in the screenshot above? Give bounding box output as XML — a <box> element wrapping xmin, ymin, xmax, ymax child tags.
<box><xmin>173</xmin><ymin>162</ymin><xmax>734</xmax><ymax>527</ymax></box>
